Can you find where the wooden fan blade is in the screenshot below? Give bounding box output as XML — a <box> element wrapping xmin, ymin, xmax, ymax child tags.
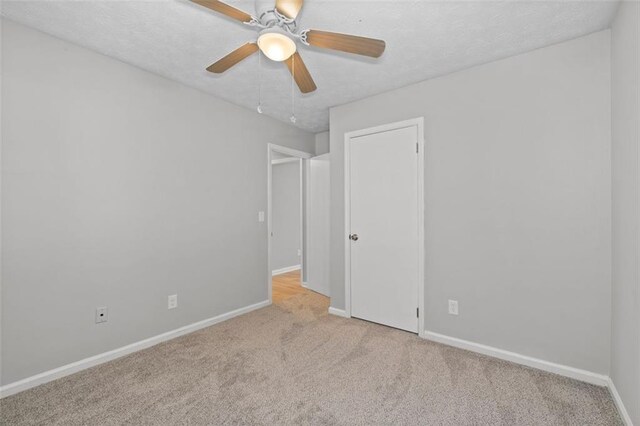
<box><xmin>275</xmin><ymin>0</ymin><xmax>303</xmax><ymax>19</ymax></box>
<box><xmin>191</xmin><ymin>0</ymin><xmax>253</xmax><ymax>23</ymax></box>
<box><xmin>305</xmin><ymin>30</ymin><xmax>385</xmax><ymax>58</ymax></box>
<box><xmin>285</xmin><ymin>52</ymin><xmax>317</xmax><ymax>93</ymax></box>
<box><xmin>207</xmin><ymin>43</ymin><xmax>259</xmax><ymax>73</ymax></box>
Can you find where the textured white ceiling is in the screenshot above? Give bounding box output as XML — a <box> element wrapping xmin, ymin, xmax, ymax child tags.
<box><xmin>1</xmin><ymin>0</ymin><xmax>619</xmax><ymax>132</ymax></box>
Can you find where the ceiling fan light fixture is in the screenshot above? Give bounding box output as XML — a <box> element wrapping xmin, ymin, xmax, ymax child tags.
<box><xmin>257</xmin><ymin>28</ymin><xmax>296</xmax><ymax>62</ymax></box>
<box><xmin>194</xmin><ymin>0</ymin><xmax>386</xmax><ymax>94</ymax></box>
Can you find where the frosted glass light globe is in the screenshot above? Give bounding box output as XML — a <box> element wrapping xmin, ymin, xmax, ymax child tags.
<box><xmin>257</xmin><ymin>29</ymin><xmax>296</xmax><ymax>62</ymax></box>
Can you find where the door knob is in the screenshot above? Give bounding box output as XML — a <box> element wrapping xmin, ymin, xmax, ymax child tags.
<box><xmin>349</xmin><ymin>234</ymin><xmax>359</xmax><ymax>241</ymax></box>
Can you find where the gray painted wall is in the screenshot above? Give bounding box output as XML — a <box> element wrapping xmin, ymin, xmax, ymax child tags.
<box><xmin>0</xmin><ymin>20</ymin><xmax>314</xmax><ymax>385</ymax></box>
<box><xmin>611</xmin><ymin>2</ymin><xmax>640</xmax><ymax>423</ymax></box>
<box><xmin>329</xmin><ymin>31</ymin><xmax>612</xmax><ymax>374</ymax></box>
<box><xmin>315</xmin><ymin>132</ymin><xmax>330</xmax><ymax>155</ymax></box>
<box><xmin>0</xmin><ymin>17</ymin><xmax>4</xmax><ymax>388</ymax></box>
<box><xmin>271</xmin><ymin>160</ymin><xmax>302</xmax><ymax>272</ymax></box>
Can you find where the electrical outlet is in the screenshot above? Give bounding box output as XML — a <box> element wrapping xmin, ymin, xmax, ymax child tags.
<box><xmin>448</xmin><ymin>300</ymin><xmax>459</xmax><ymax>315</ymax></box>
<box><xmin>258</xmin><ymin>211</ymin><xmax>265</xmax><ymax>222</ymax></box>
<box><xmin>95</xmin><ymin>307</ymin><xmax>108</xmax><ymax>324</ymax></box>
<box><xmin>297</xmin><ymin>249</ymin><xmax>302</xmax><ymax>256</ymax></box>
<box><xmin>168</xmin><ymin>294</ymin><xmax>178</xmax><ymax>309</ymax></box>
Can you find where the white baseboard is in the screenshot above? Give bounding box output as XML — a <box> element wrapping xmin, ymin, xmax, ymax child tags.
<box><xmin>0</xmin><ymin>300</ymin><xmax>271</xmax><ymax>399</ymax></box>
<box><xmin>271</xmin><ymin>265</ymin><xmax>301</xmax><ymax>276</ymax></box>
<box><xmin>328</xmin><ymin>307</ymin><xmax>349</xmax><ymax>318</ymax></box>
<box><xmin>607</xmin><ymin>377</ymin><xmax>634</xmax><ymax>426</ymax></box>
<box><xmin>422</xmin><ymin>331</ymin><xmax>609</xmax><ymax>387</ymax></box>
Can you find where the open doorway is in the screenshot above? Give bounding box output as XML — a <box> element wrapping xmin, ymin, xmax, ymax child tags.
<box><xmin>271</xmin><ymin>153</ymin><xmax>303</xmax><ymax>303</ymax></box>
<box><xmin>267</xmin><ymin>144</ymin><xmax>311</xmax><ymax>305</ymax></box>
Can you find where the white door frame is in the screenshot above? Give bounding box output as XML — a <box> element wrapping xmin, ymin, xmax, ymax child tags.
<box><xmin>267</xmin><ymin>143</ymin><xmax>313</xmax><ymax>304</ymax></box>
<box><xmin>344</xmin><ymin>118</ymin><xmax>425</xmax><ymax>335</ymax></box>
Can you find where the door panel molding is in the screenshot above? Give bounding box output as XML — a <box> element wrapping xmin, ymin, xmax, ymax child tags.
<box><xmin>344</xmin><ymin>118</ymin><xmax>425</xmax><ymax>335</ymax></box>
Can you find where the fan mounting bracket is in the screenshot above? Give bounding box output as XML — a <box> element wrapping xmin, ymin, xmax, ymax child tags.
<box><xmin>298</xmin><ymin>29</ymin><xmax>309</xmax><ymax>45</ymax></box>
<box><xmin>247</xmin><ymin>8</ymin><xmax>299</xmax><ymax>35</ymax></box>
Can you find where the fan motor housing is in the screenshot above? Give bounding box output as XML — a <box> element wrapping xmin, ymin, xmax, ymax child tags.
<box><xmin>255</xmin><ymin>0</ymin><xmax>278</xmax><ymax>21</ymax></box>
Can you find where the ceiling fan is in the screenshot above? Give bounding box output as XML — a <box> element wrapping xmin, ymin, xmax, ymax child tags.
<box><xmin>191</xmin><ymin>0</ymin><xmax>386</xmax><ymax>93</ymax></box>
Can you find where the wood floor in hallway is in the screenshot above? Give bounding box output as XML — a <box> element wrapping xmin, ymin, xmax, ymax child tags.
<box><xmin>272</xmin><ymin>270</ymin><xmax>327</xmax><ymax>305</ymax></box>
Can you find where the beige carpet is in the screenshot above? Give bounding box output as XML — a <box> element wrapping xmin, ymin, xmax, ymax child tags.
<box><xmin>0</xmin><ymin>292</ymin><xmax>622</xmax><ymax>425</ymax></box>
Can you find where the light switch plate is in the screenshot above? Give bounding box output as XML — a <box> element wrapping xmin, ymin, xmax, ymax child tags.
<box><xmin>258</xmin><ymin>211</ymin><xmax>265</xmax><ymax>222</ymax></box>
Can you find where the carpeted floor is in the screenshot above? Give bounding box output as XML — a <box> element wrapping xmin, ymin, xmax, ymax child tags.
<box><xmin>0</xmin><ymin>291</ymin><xmax>622</xmax><ymax>425</ymax></box>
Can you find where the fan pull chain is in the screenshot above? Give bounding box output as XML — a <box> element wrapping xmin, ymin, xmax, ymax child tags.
<box><xmin>290</xmin><ymin>54</ymin><xmax>296</xmax><ymax>124</ymax></box>
<box><xmin>257</xmin><ymin>50</ymin><xmax>263</xmax><ymax>114</ymax></box>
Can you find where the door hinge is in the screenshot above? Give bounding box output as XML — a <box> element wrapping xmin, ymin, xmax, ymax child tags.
<box><xmin>416</xmin><ymin>307</ymin><xmax>419</xmax><ymax>318</ymax></box>
<box><xmin>416</xmin><ymin>143</ymin><xmax>419</xmax><ymax>154</ymax></box>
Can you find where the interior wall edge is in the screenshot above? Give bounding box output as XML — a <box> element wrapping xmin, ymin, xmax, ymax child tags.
<box><xmin>607</xmin><ymin>376</ymin><xmax>635</xmax><ymax>426</ymax></box>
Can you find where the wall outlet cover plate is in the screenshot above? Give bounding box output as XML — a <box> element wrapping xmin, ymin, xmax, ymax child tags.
<box><xmin>448</xmin><ymin>300</ymin><xmax>459</xmax><ymax>315</ymax></box>
<box><xmin>168</xmin><ymin>295</ymin><xmax>178</xmax><ymax>309</ymax></box>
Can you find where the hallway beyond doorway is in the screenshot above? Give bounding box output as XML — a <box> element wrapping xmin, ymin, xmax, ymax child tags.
<box><xmin>272</xmin><ymin>270</ymin><xmax>329</xmax><ymax>306</ymax></box>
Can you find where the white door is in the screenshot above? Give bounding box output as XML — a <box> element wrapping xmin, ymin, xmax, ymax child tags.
<box><xmin>307</xmin><ymin>154</ymin><xmax>331</xmax><ymax>296</ymax></box>
<box><xmin>349</xmin><ymin>126</ymin><xmax>420</xmax><ymax>333</ymax></box>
